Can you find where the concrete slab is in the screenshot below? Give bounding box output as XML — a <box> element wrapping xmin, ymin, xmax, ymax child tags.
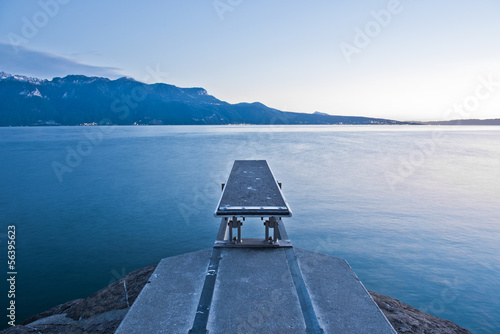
<box><xmin>115</xmin><ymin>249</ymin><xmax>211</xmax><ymax>334</ymax></box>
<box><xmin>115</xmin><ymin>247</ymin><xmax>395</xmax><ymax>334</ymax></box>
<box><xmin>207</xmin><ymin>248</ymin><xmax>306</xmax><ymax>333</ymax></box>
<box><xmin>294</xmin><ymin>248</ymin><xmax>396</xmax><ymax>334</ymax></box>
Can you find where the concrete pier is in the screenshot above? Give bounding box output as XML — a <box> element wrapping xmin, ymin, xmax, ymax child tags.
<box><xmin>116</xmin><ymin>161</ymin><xmax>395</xmax><ymax>333</ymax></box>
<box><xmin>115</xmin><ymin>247</ymin><xmax>396</xmax><ymax>333</ymax></box>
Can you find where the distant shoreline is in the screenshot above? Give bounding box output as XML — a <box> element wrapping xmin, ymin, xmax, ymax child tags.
<box><xmin>2</xmin><ymin>122</ymin><xmax>500</xmax><ymax>128</ymax></box>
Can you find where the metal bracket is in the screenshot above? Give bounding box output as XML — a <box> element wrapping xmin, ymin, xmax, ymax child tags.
<box><xmin>228</xmin><ymin>216</ymin><xmax>242</xmax><ymax>243</ymax></box>
<box><xmin>264</xmin><ymin>217</ymin><xmax>279</xmax><ymax>243</ymax></box>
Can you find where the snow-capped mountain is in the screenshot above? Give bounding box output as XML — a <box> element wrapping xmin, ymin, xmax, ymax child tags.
<box><xmin>0</xmin><ymin>71</ymin><xmax>11</xmax><ymax>79</ymax></box>
<box><xmin>0</xmin><ymin>71</ymin><xmax>47</xmax><ymax>85</ymax></box>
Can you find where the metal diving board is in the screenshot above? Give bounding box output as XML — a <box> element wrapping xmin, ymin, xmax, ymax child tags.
<box><xmin>214</xmin><ymin>160</ymin><xmax>292</xmax><ymax>247</ymax></box>
<box><xmin>215</xmin><ymin>160</ymin><xmax>292</xmax><ymax>217</ymax></box>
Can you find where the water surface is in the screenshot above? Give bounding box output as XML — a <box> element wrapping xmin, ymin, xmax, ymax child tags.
<box><xmin>1</xmin><ymin>125</ymin><xmax>499</xmax><ymax>333</ymax></box>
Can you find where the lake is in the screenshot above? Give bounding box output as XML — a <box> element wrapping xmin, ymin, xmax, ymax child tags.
<box><xmin>1</xmin><ymin>125</ymin><xmax>499</xmax><ymax>333</ymax></box>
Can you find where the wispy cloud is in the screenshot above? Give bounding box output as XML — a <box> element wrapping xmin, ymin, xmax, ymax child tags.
<box><xmin>0</xmin><ymin>43</ymin><xmax>121</xmax><ymax>79</ymax></box>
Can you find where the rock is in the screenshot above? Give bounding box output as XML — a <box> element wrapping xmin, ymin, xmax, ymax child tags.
<box><xmin>369</xmin><ymin>291</ymin><xmax>472</xmax><ymax>334</ymax></box>
<box><xmin>1</xmin><ymin>265</ymin><xmax>471</xmax><ymax>334</ymax></box>
<box><xmin>1</xmin><ymin>265</ymin><xmax>156</xmax><ymax>334</ymax></box>
<box><xmin>64</xmin><ymin>265</ymin><xmax>156</xmax><ymax>321</ymax></box>
<box><xmin>21</xmin><ymin>299</ymin><xmax>83</xmax><ymax>325</ymax></box>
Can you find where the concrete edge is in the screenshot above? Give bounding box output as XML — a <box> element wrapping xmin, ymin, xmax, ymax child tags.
<box><xmin>295</xmin><ymin>247</ymin><xmax>397</xmax><ymax>334</ymax></box>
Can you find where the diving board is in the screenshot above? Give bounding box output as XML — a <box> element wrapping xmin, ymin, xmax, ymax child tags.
<box><xmin>215</xmin><ymin>160</ymin><xmax>292</xmax><ymax>217</ymax></box>
<box><xmin>214</xmin><ymin>160</ymin><xmax>292</xmax><ymax>247</ymax></box>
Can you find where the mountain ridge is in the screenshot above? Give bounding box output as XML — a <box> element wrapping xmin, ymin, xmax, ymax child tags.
<box><xmin>0</xmin><ymin>71</ymin><xmax>406</xmax><ymax>126</ymax></box>
<box><xmin>3</xmin><ymin>72</ymin><xmax>498</xmax><ymax>126</ymax></box>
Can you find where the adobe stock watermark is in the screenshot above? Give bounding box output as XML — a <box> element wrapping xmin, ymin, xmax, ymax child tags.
<box><xmin>109</xmin><ymin>83</ymin><xmax>147</xmax><ymax>121</ymax></box>
<box><xmin>418</xmin><ymin>277</ymin><xmax>462</xmax><ymax>315</ymax></box>
<box><xmin>385</xmin><ymin>73</ymin><xmax>500</xmax><ymax>191</ymax></box>
<box><xmin>142</xmin><ymin>64</ymin><xmax>170</xmax><ymax>84</ymax></box>
<box><xmin>178</xmin><ymin>122</ymin><xmax>285</xmax><ymax>226</ymax></box>
<box><xmin>51</xmin><ymin>126</ymin><xmax>106</xmax><ymax>183</ymax></box>
<box><xmin>236</xmin><ymin>235</ymin><xmax>336</xmax><ymax>333</ymax></box>
<box><xmin>339</xmin><ymin>0</ymin><xmax>404</xmax><ymax>64</ymax></box>
<box><xmin>177</xmin><ymin>158</ymin><xmax>231</xmax><ymax>228</ymax></box>
<box><xmin>7</xmin><ymin>0</ymin><xmax>70</xmax><ymax>53</ymax></box>
<box><xmin>236</xmin><ymin>284</ymin><xmax>287</xmax><ymax>333</ymax></box>
<box><xmin>442</xmin><ymin>74</ymin><xmax>499</xmax><ymax>121</ymax></box>
<box><xmin>109</xmin><ymin>267</ymin><xmax>127</xmax><ymax>285</ymax></box>
<box><xmin>50</xmin><ymin>64</ymin><xmax>172</xmax><ymax>182</ymax></box>
<box><xmin>50</xmin><ymin>82</ymin><xmax>146</xmax><ymax>183</ymax></box>
<box><xmin>108</xmin><ymin>267</ymin><xmax>131</xmax><ymax>307</ymax></box>
<box><xmin>213</xmin><ymin>0</ymin><xmax>243</xmax><ymax>21</ymax></box>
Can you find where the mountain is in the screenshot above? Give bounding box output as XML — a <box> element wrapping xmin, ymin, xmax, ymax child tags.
<box><xmin>0</xmin><ymin>72</ymin><xmax>406</xmax><ymax>126</ymax></box>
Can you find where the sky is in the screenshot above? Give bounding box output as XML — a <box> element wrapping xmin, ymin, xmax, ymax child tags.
<box><xmin>1</xmin><ymin>0</ymin><xmax>499</xmax><ymax>121</ymax></box>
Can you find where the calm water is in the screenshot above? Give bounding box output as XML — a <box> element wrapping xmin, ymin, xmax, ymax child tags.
<box><xmin>1</xmin><ymin>125</ymin><xmax>499</xmax><ymax>333</ymax></box>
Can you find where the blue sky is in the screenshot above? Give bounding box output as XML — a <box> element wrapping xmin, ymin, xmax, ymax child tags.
<box><xmin>1</xmin><ymin>0</ymin><xmax>499</xmax><ymax>121</ymax></box>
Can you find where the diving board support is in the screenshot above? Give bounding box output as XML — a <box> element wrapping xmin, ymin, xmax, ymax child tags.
<box><xmin>264</xmin><ymin>217</ymin><xmax>279</xmax><ymax>243</ymax></box>
<box><xmin>214</xmin><ymin>216</ymin><xmax>292</xmax><ymax>248</ymax></box>
<box><xmin>228</xmin><ymin>216</ymin><xmax>242</xmax><ymax>243</ymax></box>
